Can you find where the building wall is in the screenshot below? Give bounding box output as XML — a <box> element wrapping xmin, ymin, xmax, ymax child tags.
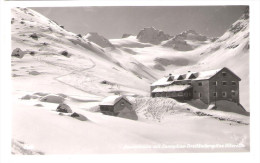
<box><xmin>114</xmin><ymin>98</ymin><xmax>132</xmax><ymax>113</ymax></box>
<box><xmin>150</xmin><ymin>67</ymin><xmax>241</xmax><ymax>105</ymax></box>
<box><xmin>151</xmin><ymin>88</ymin><xmax>193</xmax><ymax>101</ymax></box>
<box><xmin>100</xmin><ymin>105</ymin><xmax>115</xmax><ymax>115</ymax></box>
<box><xmin>191</xmin><ymin>80</ymin><xmax>210</xmax><ymax>104</ymax></box>
<box><xmin>209</xmin><ymin>70</ymin><xmax>240</xmax><ymax>104</ymax></box>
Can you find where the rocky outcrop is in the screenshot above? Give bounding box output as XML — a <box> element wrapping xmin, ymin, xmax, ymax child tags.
<box><xmin>137</xmin><ymin>27</ymin><xmax>171</xmax><ymax>45</ymax></box>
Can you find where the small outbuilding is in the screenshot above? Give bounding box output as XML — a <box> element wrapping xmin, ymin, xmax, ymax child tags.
<box><xmin>99</xmin><ymin>95</ymin><xmax>138</xmax><ymax>120</ymax></box>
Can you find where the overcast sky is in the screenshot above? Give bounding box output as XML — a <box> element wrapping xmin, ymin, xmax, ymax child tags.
<box><xmin>31</xmin><ymin>6</ymin><xmax>247</xmax><ymax>39</ymax></box>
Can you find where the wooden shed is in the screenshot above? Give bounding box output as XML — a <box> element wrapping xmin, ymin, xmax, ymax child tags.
<box><xmin>99</xmin><ymin>95</ymin><xmax>137</xmax><ymax>120</ymax></box>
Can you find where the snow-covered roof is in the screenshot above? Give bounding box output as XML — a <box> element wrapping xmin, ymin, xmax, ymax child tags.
<box><xmin>152</xmin><ymin>85</ymin><xmax>192</xmax><ymax>93</ymax></box>
<box><xmin>194</xmin><ymin>69</ymin><xmax>222</xmax><ymax>80</ymax></box>
<box><xmin>100</xmin><ymin>95</ymin><xmax>131</xmax><ymax>106</ymax></box>
<box><xmin>152</xmin><ymin>68</ymin><xmax>224</xmax><ymax>86</ymax></box>
<box><xmin>151</xmin><ymin>76</ymin><xmax>174</xmax><ymax>86</ymax></box>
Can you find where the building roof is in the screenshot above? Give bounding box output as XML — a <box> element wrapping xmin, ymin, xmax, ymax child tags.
<box><xmin>151</xmin><ymin>76</ymin><xmax>174</xmax><ymax>86</ymax></box>
<box><xmin>152</xmin><ymin>67</ymin><xmax>239</xmax><ymax>86</ymax></box>
<box><xmin>152</xmin><ymin>85</ymin><xmax>192</xmax><ymax>93</ymax></box>
<box><xmin>100</xmin><ymin>95</ymin><xmax>131</xmax><ymax>106</ymax></box>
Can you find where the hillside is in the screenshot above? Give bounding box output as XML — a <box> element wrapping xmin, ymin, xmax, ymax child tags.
<box><xmin>11</xmin><ymin>7</ymin><xmax>157</xmax><ymax>97</ymax></box>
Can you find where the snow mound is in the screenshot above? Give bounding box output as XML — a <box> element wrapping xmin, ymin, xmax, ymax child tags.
<box><xmin>117</xmin><ymin>107</ymin><xmax>138</xmax><ymax>120</ymax></box>
<box><xmin>39</xmin><ymin>94</ymin><xmax>65</xmax><ymax>104</ymax></box>
<box><xmin>83</xmin><ymin>32</ymin><xmax>114</xmax><ymax>48</ymax></box>
<box><xmin>28</xmin><ymin>71</ymin><xmax>40</xmax><ymax>75</ymax></box>
<box><xmin>137</xmin><ymin>27</ymin><xmax>171</xmax><ymax>45</ymax></box>
<box><xmin>134</xmin><ymin>97</ymin><xmax>192</xmax><ymax>121</ymax></box>
<box><xmin>134</xmin><ymin>97</ymin><xmax>249</xmax><ymax>124</ymax></box>
<box><xmin>21</xmin><ymin>94</ymin><xmax>40</xmax><ymax>100</ymax></box>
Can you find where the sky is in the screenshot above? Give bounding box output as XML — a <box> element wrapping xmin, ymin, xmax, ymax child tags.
<box><xmin>31</xmin><ymin>6</ymin><xmax>247</xmax><ymax>39</ymax></box>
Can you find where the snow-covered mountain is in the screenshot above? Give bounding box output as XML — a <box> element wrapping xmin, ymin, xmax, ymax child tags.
<box><xmin>122</xmin><ymin>33</ymin><xmax>133</xmax><ymax>38</ymax></box>
<box><xmin>162</xmin><ymin>30</ymin><xmax>213</xmax><ymax>51</ymax></box>
<box><xmin>137</xmin><ymin>27</ymin><xmax>171</xmax><ymax>45</ymax></box>
<box><xmin>83</xmin><ymin>32</ymin><xmax>115</xmax><ymax>48</ymax></box>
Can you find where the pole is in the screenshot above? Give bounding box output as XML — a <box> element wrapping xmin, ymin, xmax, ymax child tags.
<box><xmin>214</xmin><ymin>83</ymin><xmax>217</xmax><ymax>107</ymax></box>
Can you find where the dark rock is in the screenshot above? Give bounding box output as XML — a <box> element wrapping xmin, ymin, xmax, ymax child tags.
<box><xmin>56</xmin><ymin>103</ymin><xmax>72</xmax><ymax>113</ymax></box>
<box><xmin>71</xmin><ymin>112</ymin><xmax>80</xmax><ymax>117</ymax></box>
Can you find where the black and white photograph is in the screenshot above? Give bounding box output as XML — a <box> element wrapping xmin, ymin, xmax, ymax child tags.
<box><xmin>1</xmin><ymin>0</ymin><xmax>260</xmax><ymax>162</ymax></box>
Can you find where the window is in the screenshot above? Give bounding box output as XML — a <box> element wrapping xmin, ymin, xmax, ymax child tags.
<box><xmin>231</xmin><ymin>81</ymin><xmax>236</xmax><ymax>86</ymax></box>
<box><xmin>198</xmin><ymin>82</ymin><xmax>202</xmax><ymax>86</ymax></box>
<box><xmin>188</xmin><ymin>82</ymin><xmax>192</xmax><ymax>85</ymax></box>
<box><xmin>212</xmin><ymin>81</ymin><xmax>217</xmax><ymax>86</ymax></box>
<box><xmin>120</xmin><ymin>101</ymin><xmax>125</xmax><ymax>106</ymax></box>
<box><xmin>222</xmin><ymin>92</ymin><xmax>227</xmax><ymax>97</ymax></box>
<box><xmin>199</xmin><ymin>93</ymin><xmax>202</xmax><ymax>98</ymax></box>
<box><xmin>231</xmin><ymin>90</ymin><xmax>236</xmax><ymax>96</ymax></box>
<box><xmin>222</xmin><ymin>81</ymin><xmax>227</xmax><ymax>86</ymax></box>
<box><xmin>178</xmin><ymin>92</ymin><xmax>183</xmax><ymax>96</ymax></box>
<box><xmin>167</xmin><ymin>76</ymin><xmax>173</xmax><ymax>81</ymax></box>
<box><xmin>213</xmin><ymin>92</ymin><xmax>217</xmax><ymax>97</ymax></box>
<box><xmin>222</xmin><ymin>72</ymin><xmax>227</xmax><ymax>77</ymax></box>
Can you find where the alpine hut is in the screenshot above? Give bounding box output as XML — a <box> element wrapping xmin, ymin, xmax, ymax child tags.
<box><xmin>99</xmin><ymin>95</ymin><xmax>137</xmax><ymax>120</ymax></box>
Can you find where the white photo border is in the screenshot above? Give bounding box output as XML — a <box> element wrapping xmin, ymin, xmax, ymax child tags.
<box><xmin>1</xmin><ymin>0</ymin><xmax>259</xmax><ymax>163</ymax></box>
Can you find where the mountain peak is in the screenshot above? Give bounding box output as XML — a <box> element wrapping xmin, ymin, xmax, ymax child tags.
<box><xmin>122</xmin><ymin>34</ymin><xmax>132</xmax><ymax>38</ymax></box>
<box><xmin>137</xmin><ymin>27</ymin><xmax>171</xmax><ymax>45</ymax></box>
<box><xmin>84</xmin><ymin>32</ymin><xmax>114</xmax><ymax>48</ymax></box>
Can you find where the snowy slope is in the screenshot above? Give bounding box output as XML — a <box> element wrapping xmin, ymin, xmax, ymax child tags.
<box><xmin>11</xmin><ymin>7</ymin><xmax>157</xmax><ymax>97</ymax></box>
<box><xmin>12</xmin><ymin>91</ymin><xmax>249</xmax><ymax>154</ymax></box>
<box><xmin>83</xmin><ymin>32</ymin><xmax>115</xmax><ymax>48</ymax></box>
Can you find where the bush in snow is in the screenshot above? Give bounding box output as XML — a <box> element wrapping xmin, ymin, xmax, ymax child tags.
<box><xmin>21</xmin><ymin>95</ymin><xmax>32</xmax><ymax>100</ymax></box>
<box><xmin>28</xmin><ymin>71</ymin><xmax>40</xmax><ymax>76</ymax></box>
<box><xmin>39</xmin><ymin>94</ymin><xmax>65</xmax><ymax>104</ymax></box>
<box><xmin>21</xmin><ymin>94</ymin><xmax>39</xmax><ymax>100</ymax></box>
<box><xmin>77</xmin><ymin>34</ymin><xmax>82</xmax><ymax>38</ymax></box>
<box><xmin>30</xmin><ymin>33</ymin><xmax>39</xmax><ymax>40</ymax></box>
<box><xmin>29</xmin><ymin>51</ymin><xmax>35</xmax><ymax>56</ymax></box>
<box><xmin>60</xmin><ymin>50</ymin><xmax>71</xmax><ymax>57</ymax></box>
<box><xmin>56</xmin><ymin>103</ymin><xmax>72</xmax><ymax>113</ymax></box>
